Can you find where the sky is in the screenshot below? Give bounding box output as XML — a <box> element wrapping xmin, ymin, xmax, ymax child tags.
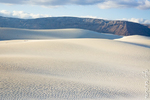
<box><xmin>0</xmin><ymin>0</ymin><xmax>150</xmax><ymax>24</ymax></box>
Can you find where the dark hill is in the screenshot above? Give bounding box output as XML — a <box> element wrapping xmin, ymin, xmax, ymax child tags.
<box><xmin>144</xmin><ymin>24</ymin><xmax>150</xmax><ymax>29</ymax></box>
<box><xmin>0</xmin><ymin>16</ymin><xmax>150</xmax><ymax>36</ymax></box>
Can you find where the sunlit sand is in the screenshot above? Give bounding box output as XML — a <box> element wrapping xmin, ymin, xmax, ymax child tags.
<box><xmin>0</xmin><ymin>28</ymin><xmax>150</xmax><ymax>100</ymax></box>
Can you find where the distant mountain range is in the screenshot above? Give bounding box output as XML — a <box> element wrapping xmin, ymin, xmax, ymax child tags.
<box><xmin>0</xmin><ymin>16</ymin><xmax>150</xmax><ymax>36</ymax></box>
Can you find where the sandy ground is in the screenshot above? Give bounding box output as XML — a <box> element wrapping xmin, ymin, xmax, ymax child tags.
<box><xmin>0</xmin><ymin>28</ymin><xmax>150</xmax><ymax>100</ymax></box>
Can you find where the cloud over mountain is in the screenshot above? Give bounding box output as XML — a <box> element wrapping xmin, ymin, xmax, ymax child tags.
<box><xmin>121</xmin><ymin>18</ymin><xmax>150</xmax><ymax>24</ymax></box>
<box><xmin>0</xmin><ymin>10</ymin><xmax>51</xmax><ymax>19</ymax></box>
<box><xmin>0</xmin><ymin>10</ymin><xmax>150</xmax><ymax>24</ymax></box>
<box><xmin>0</xmin><ymin>0</ymin><xmax>150</xmax><ymax>9</ymax></box>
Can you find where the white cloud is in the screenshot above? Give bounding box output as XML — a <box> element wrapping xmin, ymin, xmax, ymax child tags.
<box><xmin>0</xmin><ymin>0</ymin><xmax>104</xmax><ymax>6</ymax></box>
<box><xmin>76</xmin><ymin>15</ymin><xmax>105</xmax><ymax>19</ymax></box>
<box><xmin>12</xmin><ymin>11</ymin><xmax>30</xmax><ymax>18</ymax></box>
<box><xmin>0</xmin><ymin>10</ymin><xmax>51</xmax><ymax>19</ymax></box>
<box><xmin>97</xmin><ymin>0</ymin><xmax>150</xmax><ymax>10</ymax></box>
<box><xmin>98</xmin><ymin>1</ymin><xmax>128</xmax><ymax>9</ymax></box>
<box><xmin>120</xmin><ymin>18</ymin><xmax>150</xmax><ymax>24</ymax></box>
<box><xmin>137</xmin><ymin>0</ymin><xmax>150</xmax><ymax>9</ymax></box>
<box><xmin>98</xmin><ymin>0</ymin><xmax>139</xmax><ymax>9</ymax></box>
<box><xmin>0</xmin><ymin>0</ymin><xmax>150</xmax><ymax>9</ymax></box>
<box><xmin>0</xmin><ymin>10</ymin><xmax>150</xmax><ymax>25</ymax></box>
<box><xmin>144</xmin><ymin>19</ymin><xmax>150</xmax><ymax>24</ymax></box>
<box><xmin>0</xmin><ymin>10</ymin><xmax>106</xmax><ymax>19</ymax></box>
<box><xmin>0</xmin><ymin>10</ymin><xmax>11</xmax><ymax>16</ymax></box>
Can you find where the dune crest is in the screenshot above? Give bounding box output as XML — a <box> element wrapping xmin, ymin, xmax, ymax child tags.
<box><xmin>0</xmin><ymin>28</ymin><xmax>122</xmax><ymax>40</ymax></box>
<box><xmin>115</xmin><ymin>35</ymin><xmax>150</xmax><ymax>48</ymax></box>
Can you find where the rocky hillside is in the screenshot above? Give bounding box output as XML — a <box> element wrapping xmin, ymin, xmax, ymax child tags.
<box><xmin>0</xmin><ymin>16</ymin><xmax>150</xmax><ymax>36</ymax></box>
<box><xmin>144</xmin><ymin>24</ymin><xmax>150</xmax><ymax>29</ymax></box>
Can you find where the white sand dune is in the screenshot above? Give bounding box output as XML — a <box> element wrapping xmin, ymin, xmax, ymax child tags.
<box><xmin>0</xmin><ymin>28</ymin><xmax>150</xmax><ymax>100</ymax></box>
<box><xmin>115</xmin><ymin>35</ymin><xmax>150</xmax><ymax>48</ymax></box>
<box><xmin>0</xmin><ymin>27</ymin><xmax>122</xmax><ymax>40</ymax></box>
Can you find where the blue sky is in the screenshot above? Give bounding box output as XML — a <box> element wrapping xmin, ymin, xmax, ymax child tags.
<box><xmin>0</xmin><ymin>0</ymin><xmax>150</xmax><ymax>24</ymax></box>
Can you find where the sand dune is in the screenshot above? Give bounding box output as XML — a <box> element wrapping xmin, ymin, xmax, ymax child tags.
<box><xmin>0</xmin><ymin>28</ymin><xmax>150</xmax><ymax>100</ymax></box>
<box><xmin>0</xmin><ymin>28</ymin><xmax>122</xmax><ymax>40</ymax></box>
<box><xmin>115</xmin><ymin>35</ymin><xmax>150</xmax><ymax>48</ymax></box>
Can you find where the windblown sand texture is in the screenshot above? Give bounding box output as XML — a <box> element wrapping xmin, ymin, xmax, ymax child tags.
<box><xmin>0</xmin><ymin>28</ymin><xmax>150</xmax><ymax>100</ymax></box>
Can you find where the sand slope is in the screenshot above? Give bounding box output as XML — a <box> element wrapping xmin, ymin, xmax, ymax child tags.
<box><xmin>115</xmin><ymin>35</ymin><xmax>150</xmax><ymax>48</ymax></box>
<box><xmin>0</xmin><ymin>28</ymin><xmax>150</xmax><ymax>100</ymax></box>
<box><xmin>0</xmin><ymin>28</ymin><xmax>122</xmax><ymax>40</ymax></box>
